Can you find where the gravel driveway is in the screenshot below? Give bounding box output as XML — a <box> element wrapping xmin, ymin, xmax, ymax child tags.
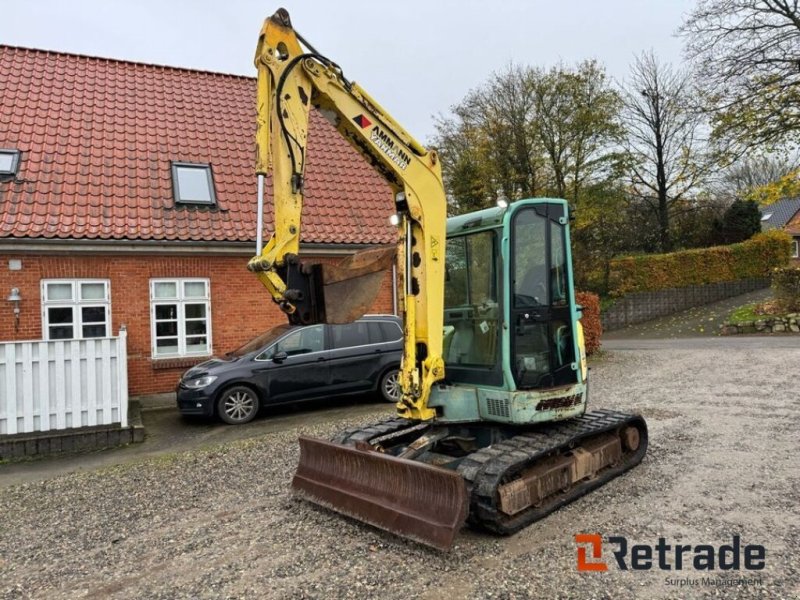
<box><xmin>2</xmin><ymin>337</ymin><xmax>799</xmax><ymax>599</ymax></box>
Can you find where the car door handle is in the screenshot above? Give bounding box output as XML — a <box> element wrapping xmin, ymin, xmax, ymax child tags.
<box><xmin>373</xmin><ymin>348</ymin><xmax>382</xmax><ymax>354</ymax></box>
<box><xmin>316</xmin><ymin>356</ymin><xmax>326</xmax><ymax>362</ymax></box>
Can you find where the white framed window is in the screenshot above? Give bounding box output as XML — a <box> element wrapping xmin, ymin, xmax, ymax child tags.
<box><xmin>150</xmin><ymin>278</ymin><xmax>212</xmax><ymax>358</ymax></box>
<box><xmin>41</xmin><ymin>279</ymin><xmax>111</xmax><ymax>340</ymax></box>
<box><xmin>792</xmin><ymin>239</ymin><xmax>799</xmax><ymax>259</ymax></box>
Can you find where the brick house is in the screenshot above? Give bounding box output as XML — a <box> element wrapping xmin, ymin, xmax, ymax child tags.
<box><xmin>782</xmin><ymin>208</ymin><xmax>800</xmax><ymax>264</ymax></box>
<box><xmin>760</xmin><ymin>197</ymin><xmax>800</xmax><ymax>263</ymax></box>
<box><xmin>0</xmin><ymin>46</ymin><xmax>397</xmax><ymax>398</ymax></box>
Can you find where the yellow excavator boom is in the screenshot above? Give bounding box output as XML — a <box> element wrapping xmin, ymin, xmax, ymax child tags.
<box><xmin>247</xmin><ymin>8</ymin><xmax>447</xmax><ymax>421</ymax></box>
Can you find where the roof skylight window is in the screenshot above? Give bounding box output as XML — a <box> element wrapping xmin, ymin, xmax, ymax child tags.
<box><xmin>171</xmin><ymin>162</ymin><xmax>217</xmax><ymax>205</ymax></box>
<box><xmin>0</xmin><ymin>149</ymin><xmax>20</xmax><ymax>177</ymax></box>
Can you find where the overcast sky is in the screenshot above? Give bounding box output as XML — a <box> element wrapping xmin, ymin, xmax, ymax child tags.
<box><xmin>4</xmin><ymin>0</ymin><xmax>695</xmax><ymax>141</ymax></box>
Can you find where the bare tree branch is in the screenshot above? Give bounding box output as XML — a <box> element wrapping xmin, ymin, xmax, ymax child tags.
<box><xmin>621</xmin><ymin>51</ymin><xmax>713</xmax><ymax>251</ymax></box>
<box><xmin>681</xmin><ymin>0</ymin><xmax>800</xmax><ymax>150</ymax></box>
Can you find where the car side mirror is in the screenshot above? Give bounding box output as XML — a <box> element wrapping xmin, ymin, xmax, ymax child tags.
<box><xmin>272</xmin><ymin>351</ymin><xmax>288</xmax><ymax>363</ymax></box>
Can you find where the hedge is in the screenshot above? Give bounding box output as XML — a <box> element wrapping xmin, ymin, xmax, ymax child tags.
<box><xmin>772</xmin><ymin>266</ymin><xmax>800</xmax><ymax>312</ymax></box>
<box><xmin>576</xmin><ymin>291</ymin><xmax>601</xmax><ymax>356</ymax></box>
<box><xmin>608</xmin><ymin>230</ymin><xmax>793</xmax><ymax>297</ymax></box>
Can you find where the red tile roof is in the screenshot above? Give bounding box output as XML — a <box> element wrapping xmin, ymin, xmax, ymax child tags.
<box><xmin>0</xmin><ymin>46</ymin><xmax>395</xmax><ymax>245</ymax></box>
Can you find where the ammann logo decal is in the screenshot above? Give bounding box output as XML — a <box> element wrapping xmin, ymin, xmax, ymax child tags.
<box><xmin>575</xmin><ymin>534</ymin><xmax>765</xmax><ymax>588</ymax></box>
<box><xmin>370</xmin><ymin>125</ymin><xmax>411</xmax><ymax>171</ymax></box>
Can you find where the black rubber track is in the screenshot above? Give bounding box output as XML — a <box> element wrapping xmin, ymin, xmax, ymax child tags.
<box><xmin>331</xmin><ymin>417</ymin><xmax>417</xmax><ymax>446</ymax></box>
<box><xmin>457</xmin><ymin>409</ymin><xmax>648</xmax><ymax>535</ymax></box>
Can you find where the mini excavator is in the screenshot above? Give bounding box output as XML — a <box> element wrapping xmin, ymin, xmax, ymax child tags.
<box><xmin>248</xmin><ymin>9</ymin><xmax>648</xmax><ymax>550</ymax></box>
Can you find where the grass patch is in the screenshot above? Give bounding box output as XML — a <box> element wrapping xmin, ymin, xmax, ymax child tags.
<box><xmin>727</xmin><ymin>298</ymin><xmax>794</xmax><ymax>324</ymax></box>
<box><xmin>728</xmin><ymin>303</ymin><xmax>760</xmax><ymax>324</ymax></box>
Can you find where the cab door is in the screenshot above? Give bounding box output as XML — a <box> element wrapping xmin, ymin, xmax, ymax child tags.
<box><xmin>511</xmin><ymin>203</ymin><xmax>576</xmax><ymax>390</ymax></box>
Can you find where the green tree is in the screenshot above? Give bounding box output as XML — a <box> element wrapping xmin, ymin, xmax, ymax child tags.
<box><xmin>716</xmin><ymin>199</ymin><xmax>763</xmax><ymax>243</ymax></box>
<box><xmin>681</xmin><ymin>0</ymin><xmax>800</xmax><ymax>152</ymax></box>
<box><xmin>433</xmin><ymin>64</ymin><xmax>543</xmax><ymax>214</ymax></box>
<box><xmin>433</xmin><ymin>61</ymin><xmax>632</xmax><ymax>291</ymax></box>
<box><xmin>571</xmin><ymin>184</ymin><xmax>636</xmax><ymax>293</ymax></box>
<box><xmin>432</xmin><ymin>61</ymin><xmax>623</xmax><ymax>213</ymax></box>
<box><xmin>532</xmin><ymin>60</ymin><xmax>625</xmax><ymax>202</ymax></box>
<box><xmin>433</xmin><ymin>114</ymin><xmax>494</xmax><ymax>212</ymax></box>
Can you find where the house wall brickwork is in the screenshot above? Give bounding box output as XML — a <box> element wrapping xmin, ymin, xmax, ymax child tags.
<box><xmin>786</xmin><ymin>211</ymin><xmax>800</xmax><ymax>264</ymax></box>
<box><xmin>0</xmin><ymin>252</ymin><xmax>395</xmax><ymax>395</ymax></box>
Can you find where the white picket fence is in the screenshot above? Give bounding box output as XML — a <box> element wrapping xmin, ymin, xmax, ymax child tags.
<box><xmin>0</xmin><ymin>328</ymin><xmax>128</xmax><ymax>435</ymax></box>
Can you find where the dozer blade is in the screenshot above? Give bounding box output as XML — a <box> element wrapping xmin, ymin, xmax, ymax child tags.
<box><xmin>292</xmin><ymin>436</ymin><xmax>469</xmax><ymax>550</ymax></box>
<box><xmin>320</xmin><ymin>246</ymin><xmax>396</xmax><ymax>324</ymax></box>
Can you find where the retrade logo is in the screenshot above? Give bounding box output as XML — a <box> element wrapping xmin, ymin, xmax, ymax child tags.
<box><xmin>575</xmin><ymin>534</ymin><xmax>607</xmax><ymax>572</ymax></box>
<box><xmin>575</xmin><ymin>534</ymin><xmax>766</xmax><ymax>572</ymax></box>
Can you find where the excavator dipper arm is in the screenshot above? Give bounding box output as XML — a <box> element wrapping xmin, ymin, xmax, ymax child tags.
<box><xmin>248</xmin><ymin>8</ymin><xmax>447</xmax><ymax>421</ymax></box>
<box><xmin>249</xmin><ymin>9</ymin><xmax>470</xmax><ymax>549</ymax></box>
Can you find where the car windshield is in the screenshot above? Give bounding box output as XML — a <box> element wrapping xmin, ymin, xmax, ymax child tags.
<box><xmin>225</xmin><ymin>324</ymin><xmax>295</xmax><ymax>358</ymax></box>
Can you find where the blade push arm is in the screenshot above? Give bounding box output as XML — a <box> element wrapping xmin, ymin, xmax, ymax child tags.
<box><xmin>248</xmin><ymin>9</ymin><xmax>447</xmax><ymax>420</ymax></box>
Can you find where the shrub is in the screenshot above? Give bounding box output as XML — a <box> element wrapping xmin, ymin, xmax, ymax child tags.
<box><xmin>576</xmin><ymin>291</ymin><xmax>601</xmax><ymax>356</ymax></box>
<box><xmin>608</xmin><ymin>230</ymin><xmax>792</xmax><ymax>297</ymax></box>
<box><xmin>772</xmin><ymin>267</ymin><xmax>800</xmax><ymax>312</ymax></box>
<box><xmin>716</xmin><ymin>199</ymin><xmax>762</xmax><ymax>244</ymax></box>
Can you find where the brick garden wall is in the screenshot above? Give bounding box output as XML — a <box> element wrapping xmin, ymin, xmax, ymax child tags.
<box><xmin>0</xmin><ymin>252</ymin><xmax>395</xmax><ymax>395</ymax></box>
<box><xmin>601</xmin><ymin>277</ymin><xmax>770</xmax><ymax>331</ymax></box>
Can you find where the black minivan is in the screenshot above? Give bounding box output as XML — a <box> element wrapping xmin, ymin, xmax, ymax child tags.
<box><xmin>176</xmin><ymin>315</ymin><xmax>403</xmax><ymax>424</ymax></box>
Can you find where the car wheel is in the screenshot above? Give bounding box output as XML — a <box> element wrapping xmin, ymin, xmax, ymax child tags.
<box><xmin>217</xmin><ymin>385</ymin><xmax>260</xmax><ymax>425</ymax></box>
<box><xmin>379</xmin><ymin>368</ymin><xmax>401</xmax><ymax>403</ymax></box>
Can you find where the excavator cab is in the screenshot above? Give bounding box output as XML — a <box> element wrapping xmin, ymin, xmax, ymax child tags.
<box><xmin>429</xmin><ymin>198</ymin><xmax>587</xmax><ymax>426</ymax></box>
